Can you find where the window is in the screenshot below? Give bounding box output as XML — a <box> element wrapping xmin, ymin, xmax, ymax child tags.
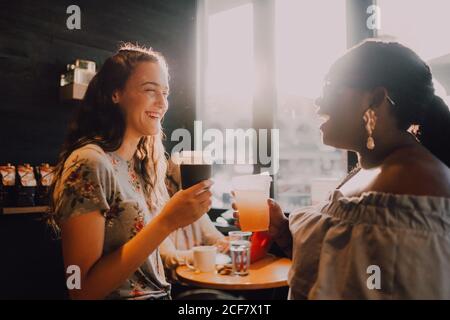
<box><xmin>197</xmin><ymin>0</ymin><xmax>255</xmax><ymax>209</ymax></box>
<box><xmin>197</xmin><ymin>0</ymin><xmax>350</xmax><ymax>211</ymax></box>
<box><xmin>274</xmin><ymin>0</ymin><xmax>348</xmax><ymax>211</ymax></box>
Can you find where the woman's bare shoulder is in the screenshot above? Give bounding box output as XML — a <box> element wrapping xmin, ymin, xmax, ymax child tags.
<box><xmin>372</xmin><ymin>150</ymin><xmax>450</xmax><ymax>197</ymax></box>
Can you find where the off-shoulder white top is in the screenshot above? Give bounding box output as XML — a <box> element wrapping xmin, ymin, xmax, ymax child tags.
<box><xmin>288</xmin><ymin>189</ymin><xmax>450</xmax><ymax>299</ymax></box>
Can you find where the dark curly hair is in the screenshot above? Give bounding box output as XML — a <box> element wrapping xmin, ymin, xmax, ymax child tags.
<box><xmin>327</xmin><ymin>39</ymin><xmax>450</xmax><ymax>167</ymax></box>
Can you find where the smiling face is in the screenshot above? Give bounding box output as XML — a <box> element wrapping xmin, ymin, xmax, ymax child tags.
<box><xmin>112</xmin><ymin>61</ymin><xmax>169</xmax><ymax>138</ymax></box>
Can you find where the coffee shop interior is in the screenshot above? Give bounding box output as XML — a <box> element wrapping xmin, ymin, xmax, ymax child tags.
<box><xmin>1</xmin><ymin>0</ymin><xmax>450</xmax><ymax>300</ymax></box>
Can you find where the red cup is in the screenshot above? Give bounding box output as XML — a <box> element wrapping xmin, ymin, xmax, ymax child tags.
<box><xmin>250</xmin><ymin>231</ymin><xmax>272</xmax><ymax>263</ymax></box>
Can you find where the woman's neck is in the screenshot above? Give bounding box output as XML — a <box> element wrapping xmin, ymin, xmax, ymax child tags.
<box><xmin>116</xmin><ymin>130</ymin><xmax>141</xmax><ymax>161</ymax></box>
<box><xmin>357</xmin><ymin>131</ymin><xmax>419</xmax><ymax>169</ymax></box>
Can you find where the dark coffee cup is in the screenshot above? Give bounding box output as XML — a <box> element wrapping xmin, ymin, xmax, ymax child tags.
<box><xmin>180</xmin><ymin>164</ymin><xmax>212</xmax><ymax>189</ymax></box>
<box><xmin>174</xmin><ymin>151</ymin><xmax>213</xmax><ymax>189</ymax></box>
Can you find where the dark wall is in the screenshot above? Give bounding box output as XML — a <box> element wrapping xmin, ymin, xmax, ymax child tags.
<box><xmin>0</xmin><ymin>0</ymin><xmax>197</xmax><ymax>165</ymax></box>
<box><xmin>0</xmin><ymin>213</ymin><xmax>68</xmax><ymax>299</ymax></box>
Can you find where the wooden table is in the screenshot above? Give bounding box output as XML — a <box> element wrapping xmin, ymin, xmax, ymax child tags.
<box><xmin>176</xmin><ymin>255</ymin><xmax>292</xmax><ymax>291</ymax></box>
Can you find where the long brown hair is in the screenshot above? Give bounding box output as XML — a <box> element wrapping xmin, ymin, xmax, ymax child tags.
<box><xmin>48</xmin><ymin>44</ymin><xmax>170</xmax><ymax>229</ymax></box>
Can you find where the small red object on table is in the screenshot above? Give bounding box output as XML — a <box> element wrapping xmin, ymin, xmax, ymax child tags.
<box><xmin>250</xmin><ymin>231</ymin><xmax>272</xmax><ymax>263</ymax></box>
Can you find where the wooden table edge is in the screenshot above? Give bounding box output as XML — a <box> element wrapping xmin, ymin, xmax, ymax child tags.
<box><xmin>176</xmin><ymin>275</ymin><xmax>288</xmax><ymax>291</ymax></box>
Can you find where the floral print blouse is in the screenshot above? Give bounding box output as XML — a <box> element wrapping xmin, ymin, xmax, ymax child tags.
<box><xmin>54</xmin><ymin>144</ymin><xmax>171</xmax><ymax>300</ymax></box>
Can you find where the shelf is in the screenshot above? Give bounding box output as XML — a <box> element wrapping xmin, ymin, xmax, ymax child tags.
<box><xmin>1</xmin><ymin>206</ymin><xmax>50</xmax><ymax>215</ymax></box>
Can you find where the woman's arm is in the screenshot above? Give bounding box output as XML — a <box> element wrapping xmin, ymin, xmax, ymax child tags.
<box><xmin>266</xmin><ymin>199</ymin><xmax>292</xmax><ymax>258</ymax></box>
<box><xmin>159</xmin><ymin>235</ymin><xmax>193</xmax><ymax>270</ymax></box>
<box><xmin>62</xmin><ymin>180</ymin><xmax>213</xmax><ymax>300</ymax></box>
<box><xmin>61</xmin><ymin>210</ymin><xmax>172</xmax><ymax>300</ymax></box>
<box><xmin>271</xmin><ymin>217</ymin><xmax>293</xmax><ymax>259</ymax></box>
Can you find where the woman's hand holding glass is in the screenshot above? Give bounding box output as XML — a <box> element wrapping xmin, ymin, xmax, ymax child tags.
<box><xmin>231</xmin><ymin>191</ymin><xmax>288</xmax><ymax>239</ymax></box>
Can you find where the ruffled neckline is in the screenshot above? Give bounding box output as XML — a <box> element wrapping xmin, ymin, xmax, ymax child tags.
<box><xmin>329</xmin><ymin>189</ymin><xmax>450</xmax><ymax>212</ymax></box>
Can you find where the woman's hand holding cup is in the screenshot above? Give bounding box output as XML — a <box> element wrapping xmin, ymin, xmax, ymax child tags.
<box><xmin>231</xmin><ymin>191</ymin><xmax>288</xmax><ymax>238</ymax></box>
<box><xmin>161</xmin><ymin>180</ymin><xmax>214</xmax><ymax>231</ymax></box>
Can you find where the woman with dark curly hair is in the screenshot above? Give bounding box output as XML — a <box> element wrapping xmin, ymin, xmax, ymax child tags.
<box><xmin>235</xmin><ymin>40</ymin><xmax>450</xmax><ymax>299</ymax></box>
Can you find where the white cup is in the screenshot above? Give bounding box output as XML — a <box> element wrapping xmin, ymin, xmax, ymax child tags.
<box><xmin>186</xmin><ymin>246</ymin><xmax>217</xmax><ymax>273</ymax></box>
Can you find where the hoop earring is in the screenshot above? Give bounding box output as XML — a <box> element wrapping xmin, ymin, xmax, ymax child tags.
<box><xmin>363</xmin><ymin>109</ymin><xmax>377</xmax><ymax>150</ymax></box>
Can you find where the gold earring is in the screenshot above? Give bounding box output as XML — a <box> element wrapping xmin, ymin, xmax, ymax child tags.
<box><xmin>363</xmin><ymin>109</ymin><xmax>377</xmax><ymax>150</ymax></box>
